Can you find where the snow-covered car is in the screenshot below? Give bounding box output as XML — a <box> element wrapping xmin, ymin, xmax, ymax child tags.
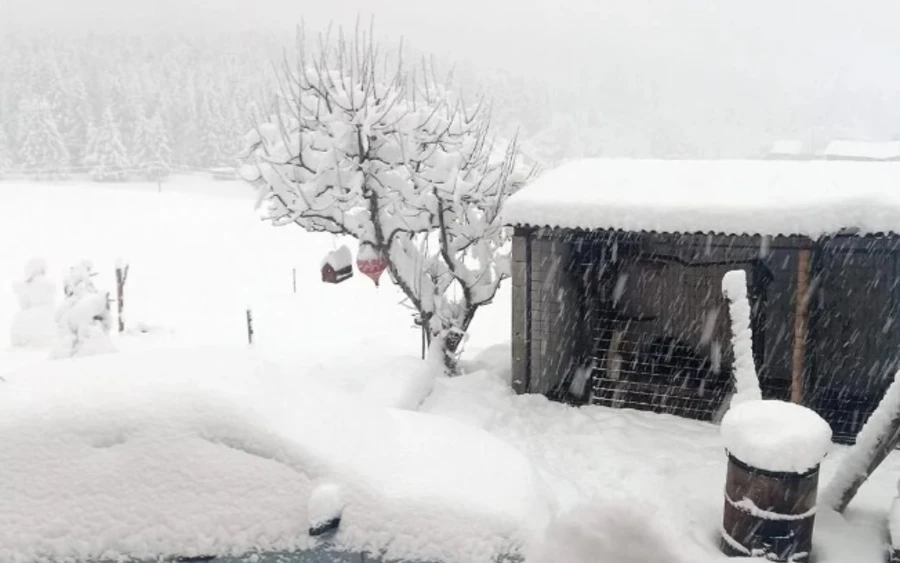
<box><xmin>0</xmin><ymin>348</ymin><xmax>551</xmax><ymax>563</ymax></box>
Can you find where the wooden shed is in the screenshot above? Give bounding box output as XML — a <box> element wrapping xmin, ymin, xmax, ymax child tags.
<box><xmin>503</xmin><ymin>159</ymin><xmax>900</xmax><ymax>443</ymax></box>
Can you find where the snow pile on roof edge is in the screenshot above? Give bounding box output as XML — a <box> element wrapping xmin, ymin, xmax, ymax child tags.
<box><xmin>503</xmin><ymin>159</ymin><xmax>900</xmax><ymax>237</ymax></box>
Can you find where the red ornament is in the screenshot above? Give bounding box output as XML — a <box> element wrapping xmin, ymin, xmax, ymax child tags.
<box><xmin>357</xmin><ymin>245</ymin><xmax>388</xmax><ymax>287</ymax></box>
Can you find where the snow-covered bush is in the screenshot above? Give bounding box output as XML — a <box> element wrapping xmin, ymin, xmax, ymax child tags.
<box><xmin>50</xmin><ymin>261</ymin><xmax>115</xmax><ymax>359</ymax></box>
<box><xmin>10</xmin><ymin>258</ymin><xmax>57</xmax><ymax>347</ymax></box>
<box><xmin>531</xmin><ymin>498</ymin><xmax>729</xmax><ymax>563</ymax></box>
<box><xmin>242</xmin><ymin>28</ymin><xmax>532</xmax><ymax>371</ymax></box>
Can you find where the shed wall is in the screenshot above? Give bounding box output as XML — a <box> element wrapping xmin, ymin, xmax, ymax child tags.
<box><xmin>511</xmin><ymin>232</ymin><xmax>580</xmax><ymax>395</ymax></box>
<box><xmin>512</xmin><ymin>228</ymin><xmax>900</xmax><ymax>443</ymax></box>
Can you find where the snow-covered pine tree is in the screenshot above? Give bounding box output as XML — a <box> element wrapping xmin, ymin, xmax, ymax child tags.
<box><xmin>85</xmin><ymin>107</ymin><xmax>130</xmax><ymax>182</ymax></box>
<box><xmin>17</xmin><ymin>98</ymin><xmax>70</xmax><ymax>180</ymax></box>
<box><xmin>131</xmin><ymin>108</ymin><xmax>172</xmax><ymax>180</ymax></box>
<box><xmin>51</xmin><ymin>261</ymin><xmax>115</xmax><ymax>359</ymax></box>
<box><xmin>82</xmin><ymin>121</ymin><xmax>98</xmax><ymax>171</ymax></box>
<box><xmin>243</xmin><ymin>28</ymin><xmax>532</xmax><ymax>371</ymax></box>
<box><xmin>47</xmin><ymin>71</ymin><xmax>91</xmax><ymax>169</ymax></box>
<box><xmin>10</xmin><ymin>258</ymin><xmax>57</xmax><ymax>347</ymax></box>
<box><xmin>131</xmin><ymin>106</ymin><xmax>149</xmax><ymax>162</ymax></box>
<box><xmin>0</xmin><ymin>124</ymin><xmax>12</xmax><ymax>176</ymax></box>
<box><xmin>217</xmin><ymin>103</ymin><xmax>242</xmax><ymax>166</ymax></box>
<box><xmin>62</xmin><ymin>77</ymin><xmax>92</xmax><ymax>165</ymax></box>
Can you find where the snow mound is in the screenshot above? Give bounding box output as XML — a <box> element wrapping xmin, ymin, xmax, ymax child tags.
<box><xmin>721</xmin><ymin>400</ymin><xmax>832</xmax><ymax>473</ymax></box>
<box><xmin>503</xmin><ymin>158</ymin><xmax>900</xmax><ymax>237</ymax></box>
<box><xmin>530</xmin><ymin>497</ymin><xmax>730</xmax><ymax>563</ymax></box>
<box><xmin>0</xmin><ymin>348</ymin><xmax>550</xmax><ymax>563</ymax></box>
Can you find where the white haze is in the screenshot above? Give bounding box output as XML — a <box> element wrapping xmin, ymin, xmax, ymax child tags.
<box><xmin>3</xmin><ymin>0</ymin><xmax>900</xmax><ymax>158</ymax></box>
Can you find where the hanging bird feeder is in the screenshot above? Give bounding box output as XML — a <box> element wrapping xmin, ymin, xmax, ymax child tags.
<box><xmin>321</xmin><ymin>246</ymin><xmax>354</xmax><ymax>284</ymax></box>
<box><xmin>357</xmin><ymin>243</ymin><xmax>388</xmax><ymax>287</ymax></box>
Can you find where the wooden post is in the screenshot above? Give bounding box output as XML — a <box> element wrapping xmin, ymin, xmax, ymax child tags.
<box><xmin>115</xmin><ymin>263</ymin><xmax>129</xmax><ymax>333</ymax></box>
<box><xmin>421</xmin><ymin>325</ymin><xmax>427</xmax><ymax>360</ymax></box>
<box><xmin>791</xmin><ymin>250</ymin><xmax>811</xmax><ymax>404</ymax></box>
<box><xmin>246</xmin><ymin>309</ymin><xmax>254</xmax><ymax>345</ymax></box>
<box><xmin>293</xmin><ymin>268</ymin><xmax>297</xmax><ymax>294</ymax></box>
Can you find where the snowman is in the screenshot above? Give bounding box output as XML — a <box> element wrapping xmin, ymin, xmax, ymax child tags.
<box><xmin>10</xmin><ymin>258</ymin><xmax>57</xmax><ymax>347</ymax></box>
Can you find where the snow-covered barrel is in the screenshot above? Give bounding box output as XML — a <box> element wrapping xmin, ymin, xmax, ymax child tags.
<box><xmin>720</xmin><ymin>400</ymin><xmax>832</xmax><ymax>562</ymax></box>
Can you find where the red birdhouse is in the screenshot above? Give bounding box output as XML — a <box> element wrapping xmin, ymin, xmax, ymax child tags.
<box><xmin>321</xmin><ymin>246</ymin><xmax>353</xmax><ymax>284</ymax></box>
<box><xmin>357</xmin><ymin>244</ymin><xmax>388</xmax><ymax>286</ymax></box>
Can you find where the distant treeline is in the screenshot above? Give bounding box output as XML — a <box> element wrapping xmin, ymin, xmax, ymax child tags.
<box><xmin>0</xmin><ymin>33</ymin><xmax>281</xmax><ymax>179</ymax></box>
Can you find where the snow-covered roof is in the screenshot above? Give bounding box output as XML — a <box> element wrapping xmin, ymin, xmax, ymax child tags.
<box><xmin>322</xmin><ymin>245</ymin><xmax>353</xmax><ymax>270</ymax></box>
<box><xmin>503</xmin><ymin>158</ymin><xmax>900</xmax><ymax>237</ymax></box>
<box><xmin>823</xmin><ymin>140</ymin><xmax>900</xmax><ymax>161</ymax></box>
<box><xmin>0</xmin><ymin>348</ymin><xmax>550</xmax><ymax>563</ymax></box>
<box><xmin>768</xmin><ymin>140</ymin><xmax>807</xmax><ymax>157</ymax></box>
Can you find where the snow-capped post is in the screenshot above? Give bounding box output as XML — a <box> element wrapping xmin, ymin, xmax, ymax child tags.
<box><xmin>720</xmin><ymin>400</ymin><xmax>832</xmax><ymax>562</ymax></box>
<box><xmin>722</xmin><ymin>270</ymin><xmax>762</xmax><ymax>407</ymax></box>
<box><xmin>10</xmin><ymin>258</ymin><xmax>57</xmax><ymax>347</ymax></box>
<box><xmin>821</xmin><ymin>370</ymin><xmax>900</xmax><ymax>514</ymax></box>
<box><xmin>308</xmin><ymin>482</ymin><xmax>344</xmax><ymax>537</ymax></box>
<box><xmin>246</xmin><ymin>308</ymin><xmax>253</xmax><ymax>345</ymax></box>
<box><xmin>115</xmin><ymin>259</ymin><xmax>129</xmax><ymax>333</ymax></box>
<box><xmin>791</xmin><ymin>249</ymin><xmax>811</xmax><ymax>404</ymax></box>
<box><xmin>240</xmin><ymin>25</ymin><xmax>533</xmax><ymax>373</ymax></box>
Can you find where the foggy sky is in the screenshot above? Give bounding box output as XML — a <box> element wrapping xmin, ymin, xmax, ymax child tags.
<box><xmin>4</xmin><ymin>0</ymin><xmax>900</xmax><ymax>148</ymax></box>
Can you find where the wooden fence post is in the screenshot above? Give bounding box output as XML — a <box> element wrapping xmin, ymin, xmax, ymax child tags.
<box><xmin>791</xmin><ymin>249</ymin><xmax>811</xmax><ymax>404</ymax></box>
<box><xmin>246</xmin><ymin>309</ymin><xmax>254</xmax><ymax>345</ymax></box>
<box><xmin>115</xmin><ymin>262</ymin><xmax>129</xmax><ymax>333</ymax></box>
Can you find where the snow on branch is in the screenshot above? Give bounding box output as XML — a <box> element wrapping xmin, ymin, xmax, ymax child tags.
<box><xmin>821</xmin><ymin>369</ymin><xmax>900</xmax><ymax>513</ymax></box>
<box><xmin>242</xmin><ymin>26</ymin><xmax>533</xmax><ymax>370</ymax></box>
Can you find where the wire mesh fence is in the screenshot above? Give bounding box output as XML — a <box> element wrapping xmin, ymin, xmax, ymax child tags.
<box><xmin>528</xmin><ymin>230</ymin><xmax>900</xmax><ymax>444</ymax></box>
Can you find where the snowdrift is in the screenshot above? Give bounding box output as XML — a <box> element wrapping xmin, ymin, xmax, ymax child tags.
<box><xmin>0</xmin><ymin>348</ymin><xmax>551</xmax><ymax>563</ymax></box>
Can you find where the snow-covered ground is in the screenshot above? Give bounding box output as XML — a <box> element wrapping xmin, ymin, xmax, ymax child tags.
<box><xmin>1</xmin><ymin>178</ymin><xmax>898</xmax><ymax>563</ymax></box>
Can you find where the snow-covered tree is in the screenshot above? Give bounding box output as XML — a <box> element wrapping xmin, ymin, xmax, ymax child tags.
<box><xmin>51</xmin><ymin>261</ymin><xmax>115</xmax><ymax>359</ymax></box>
<box><xmin>16</xmin><ymin>98</ymin><xmax>70</xmax><ymax>180</ymax></box>
<box><xmin>132</xmin><ymin>110</ymin><xmax>172</xmax><ymax>179</ymax></box>
<box><xmin>84</xmin><ymin>107</ymin><xmax>130</xmax><ymax>181</ymax></box>
<box><xmin>10</xmin><ymin>258</ymin><xmax>57</xmax><ymax>347</ymax></box>
<box><xmin>242</xmin><ymin>29</ymin><xmax>532</xmax><ymax>371</ymax></box>
<box><xmin>0</xmin><ymin>125</ymin><xmax>11</xmax><ymax>176</ymax></box>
